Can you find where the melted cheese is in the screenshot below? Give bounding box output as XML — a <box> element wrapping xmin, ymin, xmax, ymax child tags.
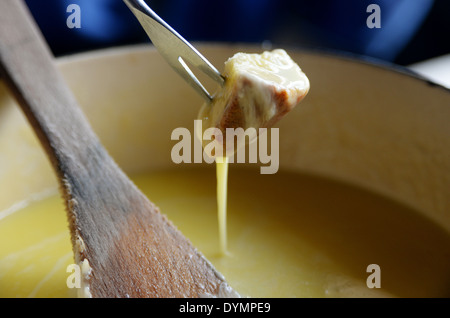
<box><xmin>200</xmin><ymin>50</ymin><xmax>310</xmax><ymax>254</ymax></box>
<box><xmin>216</xmin><ymin>158</ymin><xmax>229</xmax><ymax>255</ymax></box>
<box><xmin>2</xmin><ymin>168</ymin><xmax>450</xmax><ymax>297</ymax></box>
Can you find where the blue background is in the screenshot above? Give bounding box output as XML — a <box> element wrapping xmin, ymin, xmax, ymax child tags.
<box><xmin>25</xmin><ymin>0</ymin><xmax>450</xmax><ymax>65</ymax></box>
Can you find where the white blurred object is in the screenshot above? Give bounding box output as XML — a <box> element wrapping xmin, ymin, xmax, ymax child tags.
<box><xmin>409</xmin><ymin>54</ymin><xmax>450</xmax><ymax>88</ymax></box>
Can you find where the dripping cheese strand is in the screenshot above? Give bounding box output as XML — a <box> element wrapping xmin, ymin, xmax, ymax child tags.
<box><xmin>216</xmin><ymin>157</ymin><xmax>229</xmax><ymax>255</ymax></box>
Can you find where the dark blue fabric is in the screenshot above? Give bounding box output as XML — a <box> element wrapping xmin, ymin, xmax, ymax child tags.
<box><xmin>25</xmin><ymin>0</ymin><xmax>442</xmax><ymax>64</ymax></box>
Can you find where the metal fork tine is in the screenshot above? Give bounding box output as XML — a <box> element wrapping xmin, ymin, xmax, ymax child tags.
<box><xmin>123</xmin><ymin>0</ymin><xmax>225</xmax><ymax>102</ymax></box>
<box><xmin>177</xmin><ymin>56</ymin><xmax>213</xmax><ymax>101</ymax></box>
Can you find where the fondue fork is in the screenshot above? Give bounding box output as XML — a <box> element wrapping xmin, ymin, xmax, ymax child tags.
<box><xmin>123</xmin><ymin>0</ymin><xmax>225</xmax><ymax>102</ymax></box>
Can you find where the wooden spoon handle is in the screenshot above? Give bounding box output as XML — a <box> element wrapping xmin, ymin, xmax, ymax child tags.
<box><xmin>0</xmin><ymin>0</ymin><xmax>145</xmax><ymax>278</ymax></box>
<box><xmin>0</xmin><ymin>1</ymin><xmax>232</xmax><ymax>298</ymax></box>
<box><xmin>0</xmin><ymin>0</ymin><xmax>136</xmax><ymax>228</ymax></box>
<box><xmin>0</xmin><ymin>0</ymin><xmax>143</xmax><ymax>281</ymax></box>
<box><xmin>0</xmin><ymin>0</ymin><xmax>103</xmax><ymax>180</ymax></box>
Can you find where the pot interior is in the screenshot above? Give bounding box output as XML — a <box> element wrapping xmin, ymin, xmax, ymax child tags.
<box><xmin>2</xmin><ymin>44</ymin><xmax>449</xmax><ymax>229</ymax></box>
<box><xmin>0</xmin><ymin>44</ymin><xmax>449</xmax><ymax>297</ymax></box>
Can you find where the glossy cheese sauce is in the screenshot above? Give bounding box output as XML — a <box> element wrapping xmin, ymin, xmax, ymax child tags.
<box><xmin>216</xmin><ymin>158</ymin><xmax>229</xmax><ymax>255</ymax></box>
<box><xmin>1</xmin><ymin>167</ymin><xmax>450</xmax><ymax>298</ymax></box>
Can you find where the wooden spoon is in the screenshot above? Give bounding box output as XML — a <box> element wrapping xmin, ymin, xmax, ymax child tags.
<box><xmin>0</xmin><ymin>0</ymin><xmax>235</xmax><ymax>298</ymax></box>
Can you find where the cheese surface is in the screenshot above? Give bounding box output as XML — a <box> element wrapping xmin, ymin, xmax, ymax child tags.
<box><xmin>1</xmin><ymin>168</ymin><xmax>450</xmax><ymax>297</ymax></box>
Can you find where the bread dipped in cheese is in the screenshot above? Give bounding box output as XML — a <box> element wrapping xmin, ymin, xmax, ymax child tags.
<box><xmin>198</xmin><ymin>49</ymin><xmax>310</xmax><ymax>157</ymax></box>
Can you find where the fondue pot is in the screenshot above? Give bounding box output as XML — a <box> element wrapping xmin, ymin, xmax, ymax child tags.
<box><xmin>0</xmin><ymin>44</ymin><xmax>449</xmax><ymax>297</ymax></box>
